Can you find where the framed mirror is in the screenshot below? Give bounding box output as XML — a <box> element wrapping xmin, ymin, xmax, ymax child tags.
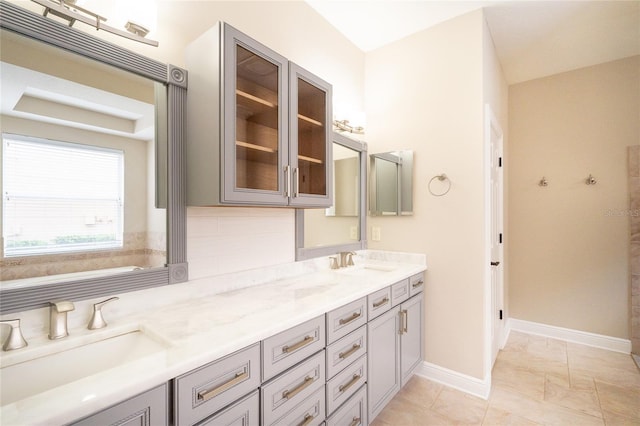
<box><xmin>296</xmin><ymin>132</ymin><xmax>367</xmax><ymax>259</ymax></box>
<box><xmin>0</xmin><ymin>1</ymin><xmax>187</xmax><ymax>314</ymax></box>
<box><xmin>369</xmin><ymin>150</ymin><xmax>413</xmax><ymax>216</ymax></box>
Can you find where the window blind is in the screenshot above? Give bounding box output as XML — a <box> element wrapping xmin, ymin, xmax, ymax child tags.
<box><xmin>2</xmin><ymin>134</ymin><xmax>124</xmax><ymax>257</ymax></box>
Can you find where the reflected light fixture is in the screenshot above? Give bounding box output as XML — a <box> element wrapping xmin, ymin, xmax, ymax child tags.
<box><xmin>30</xmin><ymin>0</ymin><xmax>159</xmax><ymax>46</ymax></box>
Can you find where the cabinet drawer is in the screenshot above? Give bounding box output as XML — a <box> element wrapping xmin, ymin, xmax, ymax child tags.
<box><xmin>391</xmin><ymin>279</ymin><xmax>410</xmax><ymax>306</ymax></box>
<box><xmin>272</xmin><ymin>385</ymin><xmax>325</xmax><ymax>426</ymax></box>
<box><xmin>409</xmin><ymin>272</ymin><xmax>425</xmax><ymax>297</ymax></box>
<box><xmin>326</xmin><ymin>298</ymin><xmax>367</xmax><ymax>344</ymax></box>
<box><xmin>367</xmin><ymin>287</ymin><xmax>391</xmax><ymax>320</ymax></box>
<box><xmin>72</xmin><ymin>383</ymin><xmax>168</xmax><ymax>426</ymax></box>
<box><xmin>326</xmin><ymin>385</ymin><xmax>367</xmax><ymax>426</ymax></box>
<box><xmin>196</xmin><ymin>390</ymin><xmax>259</xmax><ymax>426</ymax></box>
<box><xmin>262</xmin><ymin>315</ymin><xmax>325</xmax><ymax>381</ymax></box>
<box><xmin>174</xmin><ymin>343</ymin><xmax>260</xmax><ymax>426</ymax></box>
<box><xmin>326</xmin><ymin>325</ymin><xmax>367</xmax><ymax>379</ymax></box>
<box><xmin>261</xmin><ymin>350</ymin><xmax>326</xmax><ymax>426</ymax></box>
<box><xmin>326</xmin><ymin>354</ymin><xmax>367</xmax><ymax>416</ymax></box>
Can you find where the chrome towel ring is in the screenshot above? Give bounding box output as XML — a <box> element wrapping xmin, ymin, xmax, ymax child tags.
<box><xmin>428</xmin><ymin>173</ymin><xmax>451</xmax><ymax>196</ymax></box>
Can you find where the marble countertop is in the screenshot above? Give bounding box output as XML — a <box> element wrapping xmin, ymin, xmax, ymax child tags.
<box><xmin>0</xmin><ymin>251</ymin><xmax>426</xmax><ymax>425</ymax></box>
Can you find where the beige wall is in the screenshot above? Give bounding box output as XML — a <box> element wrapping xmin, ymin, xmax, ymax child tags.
<box><xmin>365</xmin><ymin>10</ymin><xmax>489</xmax><ymax>379</ymax></box>
<box><xmin>508</xmin><ymin>56</ymin><xmax>640</xmax><ymax>338</ymax></box>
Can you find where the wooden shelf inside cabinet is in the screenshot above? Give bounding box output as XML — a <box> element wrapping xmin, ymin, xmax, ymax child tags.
<box><xmin>298</xmin><ymin>154</ymin><xmax>323</xmax><ymax>165</ymax></box>
<box><xmin>297</xmin><ymin>114</ymin><xmax>323</xmax><ymax>132</ymax></box>
<box><xmin>236</xmin><ymin>140</ymin><xmax>278</xmax><ymax>165</ymax></box>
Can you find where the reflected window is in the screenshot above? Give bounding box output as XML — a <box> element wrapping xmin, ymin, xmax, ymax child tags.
<box><xmin>2</xmin><ymin>134</ymin><xmax>124</xmax><ymax>256</ymax></box>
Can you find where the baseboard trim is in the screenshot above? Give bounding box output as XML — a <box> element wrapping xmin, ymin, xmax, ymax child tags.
<box><xmin>509</xmin><ymin>318</ymin><xmax>631</xmax><ymax>354</ymax></box>
<box><xmin>415</xmin><ymin>361</ymin><xmax>491</xmax><ymax>400</ymax></box>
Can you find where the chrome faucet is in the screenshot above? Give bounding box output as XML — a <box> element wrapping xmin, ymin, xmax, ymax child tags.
<box><xmin>49</xmin><ymin>300</ymin><xmax>75</xmax><ymax>340</ymax></box>
<box><xmin>0</xmin><ymin>319</ymin><xmax>28</xmax><ymax>351</ymax></box>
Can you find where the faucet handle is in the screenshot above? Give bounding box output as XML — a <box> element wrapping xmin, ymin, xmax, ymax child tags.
<box><xmin>329</xmin><ymin>256</ymin><xmax>340</xmax><ymax>270</ymax></box>
<box><xmin>50</xmin><ymin>300</ymin><xmax>75</xmax><ymax>313</ymax></box>
<box><xmin>88</xmin><ymin>297</ymin><xmax>119</xmax><ymax>330</ymax></box>
<box><xmin>347</xmin><ymin>252</ymin><xmax>356</xmax><ymax>266</ymax></box>
<box><xmin>0</xmin><ymin>319</ymin><xmax>28</xmax><ymax>351</ymax></box>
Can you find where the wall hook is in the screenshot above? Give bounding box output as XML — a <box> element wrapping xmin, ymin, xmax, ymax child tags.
<box><xmin>538</xmin><ymin>177</ymin><xmax>548</xmax><ymax>187</ymax></box>
<box><xmin>585</xmin><ymin>174</ymin><xmax>597</xmax><ymax>185</ymax></box>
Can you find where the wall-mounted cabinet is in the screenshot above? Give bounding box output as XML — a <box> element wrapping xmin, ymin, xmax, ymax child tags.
<box><xmin>187</xmin><ymin>22</ymin><xmax>332</xmax><ymax>208</ymax></box>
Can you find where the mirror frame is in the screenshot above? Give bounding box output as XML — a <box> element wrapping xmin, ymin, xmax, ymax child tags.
<box><xmin>0</xmin><ymin>1</ymin><xmax>188</xmax><ymax>314</ymax></box>
<box><xmin>369</xmin><ymin>150</ymin><xmax>414</xmax><ymax>216</ymax></box>
<box><xmin>296</xmin><ymin>132</ymin><xmax>367</xmax><ymax>260</ymax></box>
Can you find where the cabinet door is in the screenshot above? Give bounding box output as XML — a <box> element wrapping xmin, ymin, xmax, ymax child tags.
<box><xmin>71</xmin><ymin>384</ymin><xmax>168</xmax><ymax>426</ymax></box>
<box><xmin>289</xmin><ymin>63</ymin><xmax>332</xmax><ymax>207</ymax></box>
<box><xmin>400</xmin><ymin>295</ymin><xmax>424</xmax><ymax>387</ymax></box>
<box><xmin>367</xmin><ymin>306</ymin><xmax>400</xmax><ymax>421</ymax></box>
<box><xmin>222</xmin><ymin>24</ymin><xmax>289</xmax><ymax>205</ymax></box>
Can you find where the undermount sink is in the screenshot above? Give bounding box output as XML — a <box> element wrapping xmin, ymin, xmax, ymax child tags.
<box><xmin>337</xmin><ymin>264</ymin><xmax>397</xmax><ymax>276</ymax></box>
<box><xmin>0</xmin><ymin>330</ymin><xmax>167</xmax><ymax>406</ymax></box>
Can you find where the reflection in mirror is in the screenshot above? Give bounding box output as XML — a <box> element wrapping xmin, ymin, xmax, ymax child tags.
<box><xmin>296</xmin><ymin>132</ymin><xmax>367</xmax><ymax>260</ymax></box>
<box><xmin>369</xmin><ymin>150</ymin><xmax>413</xmax><ymax>216</ymax></box>
<box><xmin>0</xmin><ymin>1</ymin><xmax>187</xmax><ymax>315</ymax></box>
<box><xmin>0</xmin><ymin>30</ymin><xmax>166</xmax><ymax>284</ymax></box>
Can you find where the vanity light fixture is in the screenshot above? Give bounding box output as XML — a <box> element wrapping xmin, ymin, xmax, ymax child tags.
<box><xmin>30</xmin><ymin>0</ymin><xmax>159</xmax><ymax>46</ymax></box>
<box><xmin>334</xmin><ymin>119</ymin><xmax>365</xmax><ymax>135</ymax></box>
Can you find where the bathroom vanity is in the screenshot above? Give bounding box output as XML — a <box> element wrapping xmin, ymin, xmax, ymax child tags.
<box><xmin>0</xmin><ymin>252</ymin><xmax>426</xmax><ymax>425</ymax></box>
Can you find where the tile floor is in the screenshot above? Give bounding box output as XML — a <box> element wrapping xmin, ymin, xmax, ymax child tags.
<box><xmin>371</xmin><ymin>331</ymin><xmax>640</xmax><ymax>425</ymax></box>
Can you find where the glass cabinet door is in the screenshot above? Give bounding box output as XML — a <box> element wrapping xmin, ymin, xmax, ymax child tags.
<box><xmin>289</xmin><ymin>63</ymin><xmax>332</xmax><ymax>207</ymax></box>
<box><xmin>223</xmin><ymin>26</ymin><xmax>288</xmax><ymax>205</ymax></box>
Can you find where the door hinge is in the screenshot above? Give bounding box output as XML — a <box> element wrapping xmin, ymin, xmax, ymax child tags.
<box><xmin>499</xmin><ymin>309</ymin><xmax>503</xmax><ymax>320</ymax></box>
<box><xmin>498</xmin><ymin>157</ymin><xmax>503</xmax><ymax>167</ymax></box>
<box><xmin>499</xmin><ymin>233</ymin><xmax>503</xmax><ymax>244</ymax></box>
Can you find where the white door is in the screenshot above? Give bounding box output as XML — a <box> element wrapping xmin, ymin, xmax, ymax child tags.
<box><xmin>488</xmin><ymin>110</ymin><xmax>504</xmax><ymax>366</ymax></box>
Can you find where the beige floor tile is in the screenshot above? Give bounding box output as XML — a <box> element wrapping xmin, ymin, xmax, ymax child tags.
<box><xmin>543</xmin><ymin>373</ymin><xmax>602</xmax><ymax>418</ymax></box>
<box><xmin>490</xmin><ymin>387</ymin><xmax>604</xmax><ymax>425</ymax></box>
<box><xmin>492</xmin><ymin>357</ymin><xmax>546</xmax><ymax>400</ymax></box>
<box><xmin>481</xmin><ymin>406</ymin><xmax>542</xmax><ymax>425</ymax></box>
<box><xmin>373</xmin><ymin>333</ymin><xmax>634</xmax><ymax>426</ymax></box>
<box><xmin>595</xmin><ymin>380</ymin><xmax>640</xmax><ymax>420</ymax></box>
<box><xmin>430</xmin><ymin>387</ymin><xmax>488</xmax><ymax>425</ymax></box>
<box><xmin>398</xmin><ymin>375</ymin><xmax>444</xmax><ymax>408</ymax></box>
<box><xmin>601</xmin><ymin>409</ymin><xmax>640</xmax><ymax>426</ymax></box>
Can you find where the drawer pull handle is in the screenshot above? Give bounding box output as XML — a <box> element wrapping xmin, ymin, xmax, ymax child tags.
<box><xmin>372</xmin><ymin>297</ymin><xmax>389</xmax><ymax>308</ymax></box>
<box><xmin>299</xmin><ymin>413</ymin><xmax>316</xmax><ymax>426</ymax></box>
<box><xmin>412</xmin><ymin>280</ymin><xmax>424</xmax><ymax>288</ymax></box>
<box><xmin>197</xmin><ymin>371</ymin><xmax>248</xmax><ymax>401</ymax></box>
<box><xmin>399</xmin><ymin>309</ymin><xmax>408</xmax><ymax>334</ymax></box>
<box><xmin>339</xmin><ymin>374</ymin><xmax>362</xmax><ymax>393</ymax></box>
<box><xmin>283</xmin><ymin>335</ymin><xmax>314</xmax><ymax>353</ymax></box>
<box><xmin>283</xmin><ymin>376</ymin><xmax>315</xmax><ymax>400</ymax></box>
<box><xmin>350</xmin><ymin>417</ymin><xmax>361</xmax><ymax>426</ymax></box>
<box><xmin>338</xmin><ymin>343</ymin><xmax>361</xmax><ymax>359</ymax></box>
<box><xmin>339</xmin><ymin>311</ymin><xmax>362</xmax><ymax>325</ymax></box>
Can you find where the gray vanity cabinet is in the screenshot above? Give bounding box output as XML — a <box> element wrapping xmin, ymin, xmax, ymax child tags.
<box><xmin>400</xmin><ymin>293</ymin><xmax>424</xmax><ymax>387</ymax></box>
<box><xmin>367</xmin><ymin>272</ymin><xmax>425</xmax><ymax>422</ymax></box>
<box><xmin>71</xmin><ymin>383</ymin><xmax>168</xmax><ymax>426</ymax></box>
<box><xmin>367</xmin><ymin>306</ymin><xmax>402</xmax><ymax>420</ymax></box>
<box><xmin>186</xmin><ymin>22</ymin><xmax>332</xmax><ymax>208</ymax></box>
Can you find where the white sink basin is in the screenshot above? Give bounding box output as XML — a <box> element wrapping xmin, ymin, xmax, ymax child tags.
<box><xmin>0</xmin><ymin>330</ymin><xmax>167</xmax><ymax>406</ymax></box>
<box><xmin>337</xmin><ymin>264</ymin><xmax>396</xmax><ymax>276</ymax></box>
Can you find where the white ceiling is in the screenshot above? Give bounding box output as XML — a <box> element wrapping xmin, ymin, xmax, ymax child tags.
<box><xmin>306</xmin><ymin>0</ymin><xmax>640</xmax><ymax>84</ymax></box>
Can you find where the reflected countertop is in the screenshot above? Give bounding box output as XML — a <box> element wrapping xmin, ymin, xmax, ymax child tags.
<box><xmin>0</xmin><ymin>250</ymin><xmax>426</xmax><ymax>425</ymax></box>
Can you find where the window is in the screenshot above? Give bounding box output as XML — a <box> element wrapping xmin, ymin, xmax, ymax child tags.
<box><xmin>2</xmin><ymin>134</ymin><xmax>124</xmax><ymax>257</ymax></box>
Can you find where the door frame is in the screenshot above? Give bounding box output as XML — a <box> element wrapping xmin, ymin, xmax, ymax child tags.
<box><xmin>483</xmin><ymin>103</ymin><xmax>505</xmax><ymax>378</ymax></box>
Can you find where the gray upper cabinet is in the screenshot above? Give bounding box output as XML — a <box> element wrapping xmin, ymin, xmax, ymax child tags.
<box><xmin>186</xmin><ymin>22</ymin><xmax>332</xmax><ymax>208</ymax></box>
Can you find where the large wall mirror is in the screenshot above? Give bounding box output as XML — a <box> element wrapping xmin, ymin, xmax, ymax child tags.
<box><xmin>296</xmin><ymin>132</ymin><xmax>367</xmax><ymax>259</ymax></box>
<box><xmin>0</xmin><ymin>1</ymin><xmax>187</xmax><ymax>314</ymax></box>
<box><xmin>369</xmin><ymin>150</ymin><xmax>413</xmax><ymax>216</ymax></box>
